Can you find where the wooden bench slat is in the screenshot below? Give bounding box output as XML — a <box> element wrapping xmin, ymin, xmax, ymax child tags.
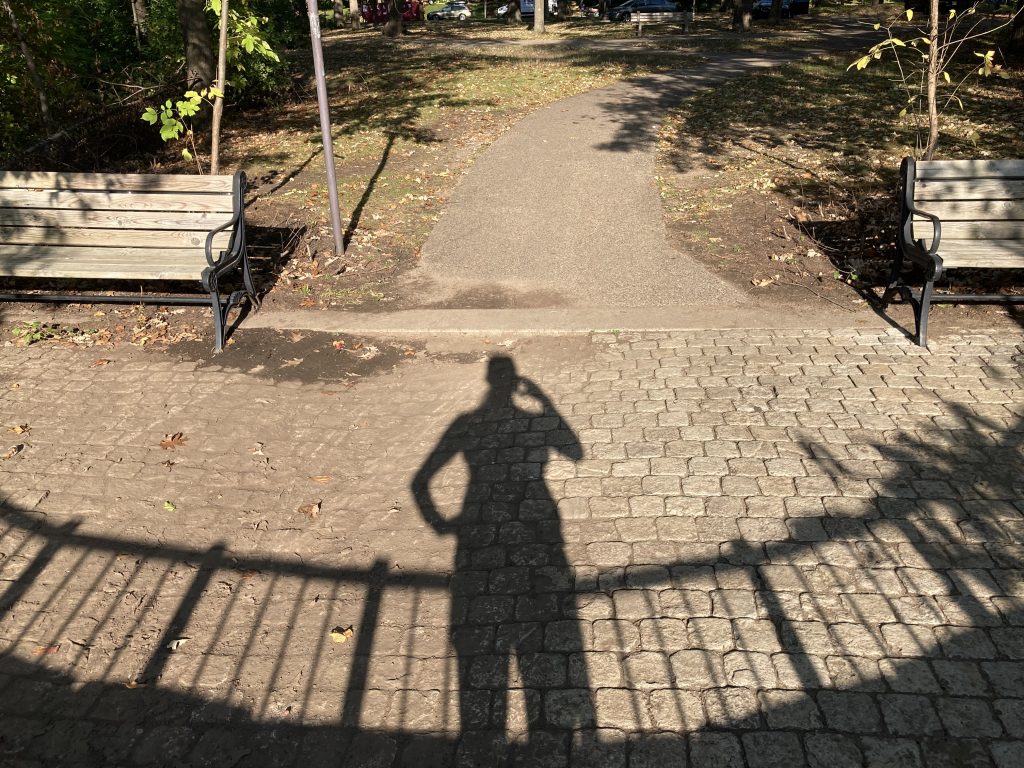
<box><xmin>0</xmin><ymin>245</ymin><xmax>210</xmax><ymax>280</ymax></box>
<box><xmin>912</xmin><ymin>220</ymin><xmax>1024</xmax><ymax>241</ymax></box>
<box><xmin>635</xmin><ymin>11</ymin><xmax>688</xmax><ymax>19</ymax></box>
<box><xmin>915</xmin><ymin>160</ymin><xmax>1024</xmax><ymax>181</ymax></box>
<box><xmin>938</xmin><ymin>240</ymin><xmax>1024</xmax><ymax>269</ymax></box>
<box><xmin>0</xmin><ymin>226</ymin><xmax>233</xmax><ymax>250</ymax></box>
<box><xmin>0</xmin><ymin>208</ymin><xmax>234</xmax><ymax>231</ymax></box>
<box><xmin>916</xmin><ymin>179</ymin><xmax>1024</xmax><ymax>202</ymax></box>
<box><xmin>0</xmin><ymin>189</ymin><xmax>236</xmax><ymax>213</ymax></box>
<box><xmin>914</xmin><ymin>200</ymin><xmax>1024</xmax><ymax>221</ymax></box>
<box><xmin>0</xmin><ymin>172</ymin><xmax>236</xmax><ymax>193</ymax></box>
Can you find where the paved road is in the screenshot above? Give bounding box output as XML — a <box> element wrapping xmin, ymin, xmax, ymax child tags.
<box><xmin>2</xmin><ymin>328</ymin><xmax>1023</xmax><ymax>767</ymax></box>
<box><xmin>406</xmin><ymin>33</ymin><xmax>874</xmax><ymax>311</ymax></box>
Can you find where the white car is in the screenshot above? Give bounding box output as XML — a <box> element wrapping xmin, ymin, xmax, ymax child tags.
<box><xmin>496</xmin><ymin>0</ymin><xmax>558</xmax><ymax>16</ymax></box>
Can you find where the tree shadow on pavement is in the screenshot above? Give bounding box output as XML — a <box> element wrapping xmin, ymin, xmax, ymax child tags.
<box><xmin>0</xmin><ymin>336</ymin><xmax>1023</xmax><ymax>766</ymax></box>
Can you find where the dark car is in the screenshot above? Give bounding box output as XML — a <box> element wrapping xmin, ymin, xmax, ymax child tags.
<box><xmin>427</xmin><ymin>1</ymin><xmax>471</xmax><ymax>20</ymax></box>
<box><xmin>752</xmin><ymin>0</ymin><xmax>790</xmax><ymax>17</ymax></box>
<box><xmin>607</xmin><ymin>0</ymin><xmax>680</xmax><ymax>21</ymax></box>
<box><xmin>903</xmin><ymin>0</ymin><xmax>973</xmax><ymax>14</ymax></box>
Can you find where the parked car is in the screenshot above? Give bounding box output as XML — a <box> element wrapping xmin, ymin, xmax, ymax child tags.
<box><xmin>607</xmin><ymin>0</ymin><xmax>680</xmax><ymax>21</ymax></box>
<box><xmin>496</xmin><ymin>0</ymin><xmax>558</xmax><ymax>17</ymax></box>
<box><xmin>751</xmin><ymin>0</ymin><xmax>791</xmax><ymax>17</ymax></box>
<box><xmin>427</xmin><ymin>1</ymin><xmax>471</xmax><ymax>20</ymax></box>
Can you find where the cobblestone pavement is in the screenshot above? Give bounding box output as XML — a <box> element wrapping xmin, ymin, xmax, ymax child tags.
<box><xmin>1</xmin><ymin>328</ymin><xmax>1023</xmax><ymax>767</ymax></box>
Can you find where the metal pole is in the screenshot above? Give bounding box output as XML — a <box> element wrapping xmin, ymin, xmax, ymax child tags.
<box><xmin>305</xmin><ymin>0</ymin><xmax>346</xmax><ymax>255</ymax></box>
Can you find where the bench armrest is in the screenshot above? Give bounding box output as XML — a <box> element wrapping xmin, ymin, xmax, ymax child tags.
<box><xmin>899</xmin><ymin>156</ymin><xmax>941</xmax><ymax>257</ymax></box>
<box><xmin>205</xmin><ymin>171</ymin><xmax>246</xmax><ymax>269</ymax></box>
<box><xmin>904</xmin><ymin>202</ymin><xmax>942</xmax><ymax>257</ymax></box>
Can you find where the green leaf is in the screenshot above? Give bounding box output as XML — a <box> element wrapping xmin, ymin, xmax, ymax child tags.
<box><xmin>898</xmin><ymin>108</ymin><xmax>908</xmax><ymax>118</ymax></box>
<box><xmin>905</xmin><ymin>8</ymin><xmax>913</xmax><ymax>21</ymax></box>
<box><xmin>943</xmin><ymin>71</ymin><xmax>951</xmax><ymax>83</ymax></box>
<box><xmin>182</xmin><ymin>147</ymin><xmax>193</xmax><ymax>162</ymax></box>
<box><xmin>141</xmin><ymin>107</ymin><xmax>158</xmax><ymax>124</ymax></box>
<box><xmin>163</xmin><ymin>500</ymin><xmax>177</xmax><ymax>512</ymax></box>
<box><xmin>873</xmin><ymin>22</ymin><xmax>880</xmax><ymax>30</ymax></box>
<box><xmin>208</xmin><ymin>86</ymin><xmax>225</xmax><ymax>99</ymax></box>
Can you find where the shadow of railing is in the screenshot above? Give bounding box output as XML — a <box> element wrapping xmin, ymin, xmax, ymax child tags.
<box><xmin>2</xmin><ymin>332</ymin><xmax>1023</xmax><ymax>766</ymax></box>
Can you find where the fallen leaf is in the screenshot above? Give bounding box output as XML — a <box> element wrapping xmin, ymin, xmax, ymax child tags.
<box><xmin>289</xmin><ymin>332</ymin><xmax>306</xmax><ymax>343</ymax></box>
<box><xmin>251</xmin><ymin>442</ymin><xmax>266</xmax><ymax>455</ymax></box>
<box><xmin>92</xmin><ymin>359</ymin><xmax>111</xmax><ymax>367</ymax></box>
<box><xmin>300</xmin><ymin>298</ymin><xmax>317</xmax><ymax>308</ymax></box>
<box><xmin>299</xmin><ymin>500</ymin><xmax>322</xmax><ymax>520</ymax></box>
<box><xmin>32</xmin><ymin>644</ymin><xmax>61</xmax><ymax>656</ymax></box>
<box><xmin>332</xmin><ymin>339</ymin><xmax>346</xmax><ymax>350</ymax></box>
<box><xmin>165</xmin><ymin>638</ymin><xmax>189</xmax><ymax>651</ymax></box>
<box><xmin>280</xmin><ymin>358</ymin><xmax>303</xmax><ymax>368</ymax></box>
<box><xmin>751</xmin><ymin>277</ymin><xmax>777</xmax><ymax>288</ymax></box>
<box><xmin>310</xmin><ymin>475</ymin><xmax>333</xmax><ymax>484</ymax></box>
<box><xmin>163</xmin><ymin>501</ymin><xmax>177</xmax><ymax>512</ymax></box>
<box><xmin>161</xmin><ymin>460</ymin><xmax>175</xmax><ymax>470</ymax></box>
<box><xmin>7</xmin><ymin>425</ymin><xmax>29</xmax><ymax>434</ymax></box>
<box><xmin>330</xmin><ymin>626</ymin><xmax>354</xmax><ymax>644</ymax></box>
<box><xmin>125</xmin><ymin>679</ymin><xmax>143</xmax><ymax>689</ymax></box>
<box><xmin>159</xmin><ymin>432</ymin><xmax>188</xmax><ymax>450</ymax></box>
<box><xmin>8</xmin><ymin>383</ymin><xmax>19</xmax><ymax>390</ymax></box>
<box><xmin>2</xmin><ymin>444</ymin><xmax>24</xmax><ymax>461</ymax></box>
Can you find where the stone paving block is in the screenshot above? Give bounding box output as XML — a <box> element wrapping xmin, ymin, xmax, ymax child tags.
<box><xmin>742</xmin><ymin>732</ymin><xmax>805</xmax><ymax>768</ymax></box>
<box><xmin>690</xmin><ymin>732</ymin><xmax>744</xmax><ymax>768</ymax></box>
<box><xmin>879</xmin><ymin>694</ymin><xmax>944</xmax><ymax>737</ymax></box>
<box><xmin>804</xmin><ymin>733</ymin><xmax>862</xmax><ymax>768</ymax></box>
<box><xmin>861</xmin><ymin>737</ymin><xmax>923</xmax><ymax>768</ymax></box>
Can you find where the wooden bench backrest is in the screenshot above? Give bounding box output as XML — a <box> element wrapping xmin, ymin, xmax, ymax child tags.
<box><xmin>0</xmin><ymin>172</ymin><xmax>241</xmax><ymax>280</ymax></box>
<box><xmin>635</xmin><ymin>11</ymin><xmax>690</xmax><ymax>20</ymax></box>
<box><xmin>910</xmin><ymin>159</ymin><xmax>1024</xmax><ymax>269</ymax></box>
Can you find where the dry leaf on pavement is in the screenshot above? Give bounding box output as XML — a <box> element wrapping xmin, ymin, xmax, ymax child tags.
<box><xmin>2</xmin><ymin>444</ymin><xmax>24</xmax><ymax>461</ymax></box>
<box><xmin>310</xmin><ymin>475</ymin><xmax>333</xmax><ymax>484</ymax></box>
<box><xmin>32</xmin><ymin>645</ymin><xmax>61</xmax><ymax>656</ymax></box>
<box><xmin>7</xmin><ymin>425</ymin><xmax>29</xmax><ymax>434</ymax></box>
<box><xmin>281</xmin><ymin>358</ymin><xmax>303</xmax><ymax>368</ymax></box>
<box><xmin>329</xmin><ymin>626</ymin><xmax>354</xmax><ymax>644</ymax></box>
<box><xmin>299</xmin><ymin>500</ymin><xmax>322</xmax><ymax>520</ymax></box>
<box><xmin>159</xmin><ymin>432</ymin><xmax>188</xmax><ymax>449</ymax></box>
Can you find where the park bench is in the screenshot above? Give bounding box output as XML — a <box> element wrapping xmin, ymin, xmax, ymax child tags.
<box><xmin>633</xmin><ymin>10</ymin><xmax>693</xmax><ymax>36</ymax></box>
<box><xmin>0</xmin><ymin>170</ymin><xmax>257</xmax><ymax>352</ymax></box>
<box><xmin>881</xmin><ymin>157</ymin><xmax>1024</xmax><ymax>347</ymax></box>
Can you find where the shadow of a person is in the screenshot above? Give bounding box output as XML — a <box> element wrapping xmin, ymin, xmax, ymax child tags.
<box><xmin>412</xmin><ymin>356</ymin><xmax>594</xmax><ymax>764</ymax></box>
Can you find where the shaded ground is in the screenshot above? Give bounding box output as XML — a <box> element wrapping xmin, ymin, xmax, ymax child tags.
<box><xmin>657</xmin><ymin>45</ymin><xmax>1024</xmax><ymax>324</ymax></box>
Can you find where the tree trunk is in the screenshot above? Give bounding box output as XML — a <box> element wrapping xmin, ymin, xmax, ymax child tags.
<box><xmin>534</xmin><ymin>0</ymin><xmax>545</xmax><ymax>31</ymax></box>
<box><xmin>924</xmin><ymin>0</ymin><xmax>939</xmax><ymax>158</ymax></box>
<box><xmin>769</xmin><ymin>0</ymin><xmax>783</xmax><ymax>21</ymax></box>
<box><xmin>176</xmin><ymin>0</ymin><xmax>215</xmax><ymax>87</ymax></box>
<box><xmin>732</xmin><ymin>0</ymin><xmax>752</xmax><ymax>30</ymax></box>
<box><xmin>508</xmin><ymin>0</ymin><xmax>522</xmax><ymax>22</ymax></box>
<box><xmin>130</xmin><ymin>0</ymin><xmax>148</xmax><ymax>48</ymax></box>
<box><xmin>382</xmin><ymin>0</ymin><xmax>402</xmax><ymax>35</ymax></box>
<box><xmin>0</xmin><ymin>0</ymin><xmax>52</xmax><ymax>133</ymax></box>
<box><xmin>347</xmin><ymin>0</ymin><xmax>361</xmax><ymax>28</ymax></box>
<box><xmin>210</xmin><ymin>0</ymin><xmax>229</xmax><ymax>174</ymax></box>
